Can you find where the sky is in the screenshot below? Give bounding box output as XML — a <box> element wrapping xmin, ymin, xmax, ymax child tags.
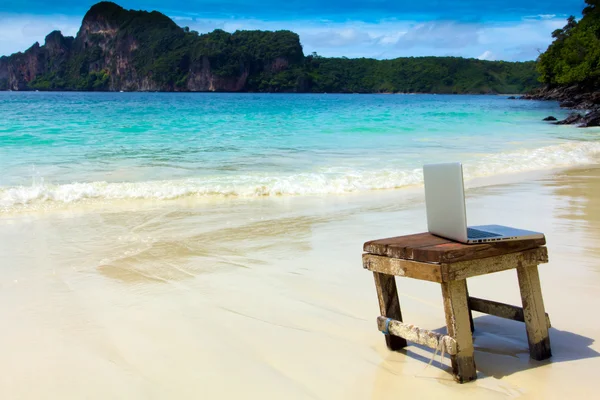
<box><xmin>0</xmin><ymin>0</ymin><xmax>587</xmax><ymax>61</ymax></box>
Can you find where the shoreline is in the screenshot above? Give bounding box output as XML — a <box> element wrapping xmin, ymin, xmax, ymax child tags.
<box><xmin>1</xmin><ymin>164</ymin><xmax>600</xmax><ymax>398</ymax></box>
<box><xmin>520</xmin><ymin>85</ymin><xmax>600</xmax><ymax>127</ymax></box>
<box><xmin>0</xmin><ymin>164</ymin><xmax>591</xmax><ymax>217</ymax></box>
<box><xmin>5</xmin><ymin>93</ymin><xmax>594</xmax><ymax>216</ymax></box>
<box><xmin>0</xmin><ymin>90</ymin><xmax>526</xmax><ymax>95</ymax></box>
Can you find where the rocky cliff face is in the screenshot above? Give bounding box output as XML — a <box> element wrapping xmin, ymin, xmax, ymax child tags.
<box><xmin>521</xmin><ymin>85</ymin><xmax>600</xmax><ymax>110</ymax></box>
<box><xmin>0</xmin><ymin>30</ymin><xmax>78</xmax><ymax>90</ymax></box>
<box><xmin>0</xmin><ymin>42</ymin><xmax>46</xmax><ymax>90</ymax></box>
<box><xmin>77</xmin><ymin>5</ymin><xmax>144</xmax><ymax>91</ymax></box>
<box><xmin>521</xmin><ymin>85</ymin><xmax>600</xmax><ymax>127</ymax></box>
<box><xmin>0</xmin><ymin>1</ymin><xmax>304</xmax><ymax>92</ymax></box>
<box><xmin>186</xmin><ymin>57</ymin><xmax>248</xmax><ymax>92</ymax></box>
<box><xmin>0</xmin><ymin>1</ymin><xmax>539</xmax><ymax>94</ymax></box>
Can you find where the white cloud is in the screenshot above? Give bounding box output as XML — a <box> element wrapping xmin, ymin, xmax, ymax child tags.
<box><xmin>0</xmin><ymin>12</ymin><xmax>569</xmax><ymax>62</ymax></box>
<box><xmin>478</xmin><ymin>50</ymin><xmax>495</xmax><ymax>60</ymax></box>
<box><xmin>301</xmin><ymin>28</ymin><xmax>373</xmax><ymax>47</ymax></box>
<box><xmin>395</xmin><ymin>21</ymin><xmax>482</xmax><ymax>49</ymax></box>
<box><xmin>377</xmin><ymin>31</ymin><xmax>405</xmax><ymax>45</ymax></box>
<box><xmin>479</xmin><ymin>19</ymin><xmax>565</xmax><ymax>46</ymax></box>
<box><xmin>178</xmin><ymin>16</ymin><xmax>568</xmax><ymax>60</ymax></box>
<box><xmin>0</xmin><ymin>14</ymin><xmax>80</xmax><ymax>56</ymax></box>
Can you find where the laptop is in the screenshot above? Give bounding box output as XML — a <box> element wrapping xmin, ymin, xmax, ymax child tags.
<box><xmin>423</xmin><ymin>162</ymin><xmax>544</xmax><ymax>244</ymax></box>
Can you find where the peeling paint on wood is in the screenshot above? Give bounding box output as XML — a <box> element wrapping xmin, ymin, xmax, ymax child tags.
<box><xmin>376</xmin><ymin>316</ymin><xmax>458</xmax><ymax>355</ymax></box>
<box><xmin>364</xmin><ymin>232</ymin><xmax>546</xmax><ymax>263</ymax></box>
<box><xmin>373</xmin><ymin>272</ymin><xmax>407</xmax><ymax>350</ymax></box>
<box><xmin>443</xmin><ymin>247</ymin><xmax>548</xmax><ymax>281</ymax></box>
<box><xmin>364</xmin><ymin>232</ymin><xmax>551</xmax><ymax>383</ymax></box>
<box><xmin>517</xmin><ymin>264</ymin><xmax>552</xmax><ymax>360</ymax></box>
<box><xmin>364</xmin><ymin>254</ymin><xmax>443</xmax><ymax>282</ymax></box>
<box><xmin>442</xmin><ymin>279</ymin><xmax>477</xmax><ymax>383</ymax></box>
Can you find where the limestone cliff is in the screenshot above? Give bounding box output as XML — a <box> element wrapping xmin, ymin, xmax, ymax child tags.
<box><xmin>0</xmin><ymin>2</ymin><xmax>304</xmax><ymax>92</ymax></box>
<box><xmin>0</xmin><ymin>2</ymin><xmax>539</xmax><ymax>94</ymax></box>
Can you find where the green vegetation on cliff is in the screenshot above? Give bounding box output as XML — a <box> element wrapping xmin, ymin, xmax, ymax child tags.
<box><xmin>305</xmin><ymin>55</ymin><xmax>537</xmax><ymax>94</ymax></box>
<box><xmin>3</xmin><ymin>1</ymin><xmax>539</xmax><ymax>93</ymax></box>
<box><xmin>537</xmin><ymin>0</ymin><xmax>600</xmax><ymax>88</ymax></box>
<box><xmin>24</xmin><ymin>2</ymin><xmax>304</xmax><ymax>91</ymax></box>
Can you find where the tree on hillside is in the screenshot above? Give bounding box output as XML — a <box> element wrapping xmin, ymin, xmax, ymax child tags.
<box><xmin>537</xmin><ymin>0</ymin><xmax>600</xmax><ymax>87</ymax></box>
<box><xmin>6</xmin><ymin>1</ymin><xmax>539</xmax><ymax>93</ymax></box>
<box><xmin>584</xmin><ymin>0</ymin><xmax>600</xmax><ymax>15</ymax></box>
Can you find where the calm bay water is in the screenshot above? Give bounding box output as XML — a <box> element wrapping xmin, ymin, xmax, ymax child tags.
<box><xmin>0</xmin><ymin>92</ymin><xmax>598</xmax><ymax>212</ymax></box>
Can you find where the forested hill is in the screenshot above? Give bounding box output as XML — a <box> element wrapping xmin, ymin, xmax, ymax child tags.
<box><xmin>537</xmin><ymin>0</ymin><xmax>600</xmax><ymax>90</ymax></box>
<box><xmin>520</xmin><ymin>0</ymin><xmax>600</xmax><ymax>126</ymax></box>
<box><xmin>521</xmin><ymin>0</ymin><xmax>600</xmax><ymax>114</ymax></box>
<box><xmin>305</xmin><ymin>56</ymin><xmax>537</xmax><ymax>94</ymax></box>
<box><xmin>0</xmin><ymin>1</ymin><xmax>539</xmax><ymax>93</ymax></box>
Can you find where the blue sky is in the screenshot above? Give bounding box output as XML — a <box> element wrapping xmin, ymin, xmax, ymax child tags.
<box><xmin>0</xmin><ymin>0</ymin><xmax>586</xmax><ymax>60</ymax></box>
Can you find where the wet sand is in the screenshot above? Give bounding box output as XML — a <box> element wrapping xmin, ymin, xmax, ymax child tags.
<box><xmin>1</xmin><ymin>166</ymin><xmax>599</xmax><ymax>399</ymax></box>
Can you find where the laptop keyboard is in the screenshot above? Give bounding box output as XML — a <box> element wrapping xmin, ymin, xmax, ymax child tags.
<box><xmin>467</xmin><ymin>228</ymin><xmax>502</xmax><ymax>239</ymax></box>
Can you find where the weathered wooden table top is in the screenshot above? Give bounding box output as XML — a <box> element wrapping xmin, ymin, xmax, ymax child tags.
<box><xmin>364</xmin><ymin>232</ymin><xmax>546</xmax><ymax>264</ymax></box>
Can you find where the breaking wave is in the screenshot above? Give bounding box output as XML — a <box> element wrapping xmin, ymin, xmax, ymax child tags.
<box><xmin>2</xmin><ymin>141</ymin><xmax>600</xmax><ymax>212</ymax></box>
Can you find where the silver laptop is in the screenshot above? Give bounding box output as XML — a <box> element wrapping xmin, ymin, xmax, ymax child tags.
<box><xmin>423</xmin><ymin>162</ymin><xmax>544</xmax><ymax>244</ymax></box>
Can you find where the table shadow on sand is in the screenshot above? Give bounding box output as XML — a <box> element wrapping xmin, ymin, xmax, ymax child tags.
<box><xmin>381</xmin><ymin>314</ymin><xmax>599</xmax><ymax>381</ymax></box>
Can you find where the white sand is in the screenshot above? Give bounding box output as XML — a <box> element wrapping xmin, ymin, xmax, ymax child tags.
<box><xmin>1</xmin><ymin>166</ymin><xmax>599</xmax><ymax>399</ymax></box>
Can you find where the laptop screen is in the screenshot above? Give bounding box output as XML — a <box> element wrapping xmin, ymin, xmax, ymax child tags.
<box><xmin>423</xmin><ymin>162</ymin><xmax>469</xmax><ymax>242</ymax></box>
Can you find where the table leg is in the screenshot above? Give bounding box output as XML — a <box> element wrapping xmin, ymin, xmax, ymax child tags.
<box><xmin>517</xmin><ymin>263</ymin><xmax>552</xmax><ymax>360</ymax></box>
<box><xmin>442</xmin><ymin>279</ymin><xmax>477</xmax><ymax>383</ymax></box>
<box><xmin>465</xmin><ymin>281</ymin><xmax>474</xmax><ymax>333</ymax></box>
<box><xmin>373</xmin><ymin>272</ymin><xmax>407</xmax><ymax>351</ymax></box>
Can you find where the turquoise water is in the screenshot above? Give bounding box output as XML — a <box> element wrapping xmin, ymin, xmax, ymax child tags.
<box><xmin>1</xmin><ymin>92</ymin><xmax>598</xmax><ymax>211</ymax></box>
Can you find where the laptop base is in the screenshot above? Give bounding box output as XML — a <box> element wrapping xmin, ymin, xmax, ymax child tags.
<box><xmin>466</xmin><ymin>224</ymin><xmax>544</xmax><ymax>244</ymax></box>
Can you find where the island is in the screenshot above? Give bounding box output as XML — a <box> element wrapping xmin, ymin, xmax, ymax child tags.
<box><xmin>0</xmin><ymin>1</ymin><xmax>538</xmax><ymax>94</ymax></box>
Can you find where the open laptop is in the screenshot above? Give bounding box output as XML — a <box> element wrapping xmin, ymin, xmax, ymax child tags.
<box><xmin>423</xmin><ymin>162</ymin><xmax>544</xmax><ymax>244</ymax></box>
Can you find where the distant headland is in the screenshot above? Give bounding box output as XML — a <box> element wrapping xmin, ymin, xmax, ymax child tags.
<box><xmin>519</xmin><ymin>0</ymin><xmax>600</xmax><ymax>127</ymax></box>
<box><xmin>0</xmin><ymin>1</ymin><xmax>539</xmax><ymax>94</ymax></box>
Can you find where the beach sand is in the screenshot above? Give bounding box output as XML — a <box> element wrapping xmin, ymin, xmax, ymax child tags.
<box><xmin>1</xmin><ymin>166</ymin><xmax>599</xmax><ymax>399</ymax></box>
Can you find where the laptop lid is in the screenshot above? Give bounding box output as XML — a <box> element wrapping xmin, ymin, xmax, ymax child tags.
<box><xmin>423</xmin><ymin>162</ymin><xmax>469</xmax><ymax>242</ymax></box>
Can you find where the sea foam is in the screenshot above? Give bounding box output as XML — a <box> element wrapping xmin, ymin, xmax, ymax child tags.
<box><xmin>1</xmin><ymin>141</ymin><xmax>599</xmax><ymax>212</ymax></box>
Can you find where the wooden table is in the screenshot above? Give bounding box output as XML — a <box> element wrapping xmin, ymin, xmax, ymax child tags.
<box><xmin>363</xmin><ymin>232</ymin><xmax>551</xmax><ymax>383</ymax></box>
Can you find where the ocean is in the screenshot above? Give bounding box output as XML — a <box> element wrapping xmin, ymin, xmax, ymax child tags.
<box><xmin>3</xmin><ymin>92</ymin><xmax>600</xmax><ymax>398</ymax></box>
<box><xmin>0</xmin><ymin>92</ymin><xmax>598</xmax><ymax>213</ymax></box>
